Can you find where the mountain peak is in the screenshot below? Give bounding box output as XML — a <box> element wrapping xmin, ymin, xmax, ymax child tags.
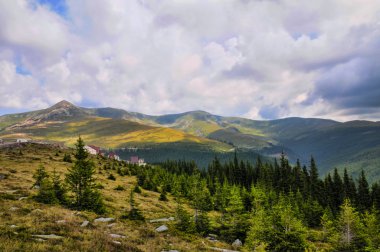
<box><xmin>51</xmin><ymin>100</ymin><xmax>76</xmax><ymax>109</ymax></box>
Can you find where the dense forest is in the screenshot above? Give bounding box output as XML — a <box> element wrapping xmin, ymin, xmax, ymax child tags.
<box><xmin>133</xmin><ymin>153</ymin><xmax>380</xmax><ymax>251</ymax></box>
<box><xmin>33</xmin><ymin>138</ymin><xmax>380</xmax><ymax>251</ymax></box>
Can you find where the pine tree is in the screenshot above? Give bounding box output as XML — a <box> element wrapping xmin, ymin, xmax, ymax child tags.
<box><xmin>65</xmin><ymin>137</ymin><xmax>105</xmax><ymax>213</ymax></box>
<box><xmin>336</xmin><ymin>199</ymin><xmax>364</xmax><ymax>251</ymax></box>
<box><xmin>309</xmin><ymin>156</ymin><xmax>322</xmax><ymax>202</ymax></box>
<box><xmin>357</xmin><ymin>170</ymin><xmax>371</xmax><ymax>212</ymax></box>
<box><xmin>52</xmin><ymin>168</ymin><xmax>66</xmax><ymax>204</ymax></box>
<box><xmin>371</xmin><ymin>182</ymin><xmax>380</xmax><ymax>210</ymax></box>
<box><xmin>362</xmin><ymin>208</ymin><xmax>380</xmax><ymax>250</ymax></box>
<box><xmin>32</xmin><ymin>165</ymin><xmax>49</xmax><ymax>188</ymax></box>
<box><xmin>175</xmin><ymin>203</ymin><xmax>194</xmax><ymax>233</ymax></box>
<box><xmin>343</xmin><ymin>168</ymin><xmax>357</xmax><ymax>202</ymax></box>
<box><xmin>332</xmin><ymin>168</ymin><xmax>344</xmax><ymax>212</ymax></box>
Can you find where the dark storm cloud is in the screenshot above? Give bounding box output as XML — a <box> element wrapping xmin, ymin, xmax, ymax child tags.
<box><xmin>310</xmin><ymin>56</ymin><xmax>380</xmax><ymax>109</ymax></box>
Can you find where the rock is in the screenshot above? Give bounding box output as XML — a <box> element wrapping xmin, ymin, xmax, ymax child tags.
<box><xmin>112</xmin><ymin>241</ymin><xmax>121</xmax><ymax>245</ymax></box>
<box><xmin>150</xmin><ymin>217</ymin><xmax>175</xmax><ymax>223</ymax></box>
<box><xmin>155</xmin><ymin>225</ymin><xmax>168</xmax><ymax>232</ymax></box>
<box><xmin>107</xmin><ymin>223</ymin><xmax>116</xmax><ymax>227</ymax></box>
<box><xmin>232</xmin><ymin>239</ymin><xmax>242</xmax><ymax>248</ymax></box>
<box><xmin>94</xmin><ymin>217</ymin><xmax>115</xmax><ymax>223</ymax></box>
<box><xmin>207</xmin><ymin>234</ymin><xmax>218</xmax><ymax>241</ymax></box>
<box><xmin>32</xmin><ymin>234</ymin><xmax>64</xmax><ymax>240</ymax></box>
<box><xmin>161</xmin><ymin>250</ymin><xmax>179</xmax><ymax>252</ymax></box>
<box><xmin>56</xmin><ymin>220</ymin><xmax>66</xmax><ymax>224</ymax></box>
<box><xmin>109</xmin><ymin>233</ymin><xmax>126</xmax><ymax>239</ymax></box>
<box><xmin>9</xmin><ymin>207</ymin><xmax>19</xmax><ymax>211</ymax></box>
<box><xmin>10</xmin><ymin>225</ymin><xmax>18</xmax><ymax>228</ymax></box>
<box><xmin>80</xmin><ymin>220</ymin><xmax>89</xmax><ymax>227</ymax></box>
<box><xmin>0</xmin><ymin>174</ymin><xmax>6</xmax><ymax>180</ymax></box>
<box><xmin>34</xmin><ymin>238</ymin><xmax>46</xmax><ymax>242</ymax></box>
<box><xmin>18</xmin><ymin>197</ymin><xmax>28</xmax><ymax>201</ymax></box>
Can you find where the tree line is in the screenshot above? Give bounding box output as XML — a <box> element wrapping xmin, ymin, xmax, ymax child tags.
<box><xmin>134</xmin><ymin>153</ymin><xmax>380</xmax><ymax>251</ymax></box>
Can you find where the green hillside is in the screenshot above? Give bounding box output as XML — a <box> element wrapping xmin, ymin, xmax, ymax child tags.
<box><xmin>1</xmin><ymin>101</ymin><xmax>380</xmax><ymax>181</ymax></box>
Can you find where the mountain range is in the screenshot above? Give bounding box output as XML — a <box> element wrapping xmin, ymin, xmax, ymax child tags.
<box><xmin>1</xmin><ymin>100</ymin><xmax>380</xmax><ymax>182</ymax></box>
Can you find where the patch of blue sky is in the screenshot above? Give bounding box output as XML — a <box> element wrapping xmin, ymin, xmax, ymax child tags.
<box><xmin>37</xmin><ymin>0</ymin><xmax>68</xmax><ymax>18</ymax></box>
<box><xmin>16</xmin><ymin>64</ymin><xmax>31</xmax><ymax>76</ymax></box>
<box><xmin>292</xmin><ymin>31</ymin><xmax>319</xmax><ymax>40</ymax></box>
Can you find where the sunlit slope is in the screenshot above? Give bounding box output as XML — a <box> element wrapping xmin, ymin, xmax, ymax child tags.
<box><xmin>0</xmin><ymin>117</ymin><xmax>230</xmax><ymax>150</ymax></box>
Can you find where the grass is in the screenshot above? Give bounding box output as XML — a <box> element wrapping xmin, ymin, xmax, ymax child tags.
<box><xmin>0</xmin><ymin>143</ymin><xmax>234</xmax><ymax>252</ymax></box>
<box><xmin>0</xmin><ymin>117</ymin><xmax>231</xmax><ymax>151</ymax></box>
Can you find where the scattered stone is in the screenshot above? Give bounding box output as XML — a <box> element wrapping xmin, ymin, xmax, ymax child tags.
<box><xmin>56</xmin><ymin>220</ymin><xmax>66</xmax><ymax>224</ymax></box>
<box><xmin>204</xmin><ymin>246</ymin><xmax>239</xmax><ymax>252</ymax></box>
<box><xmin>107</xmin><ymin>223</ymin><xmax>116</xmax><ymax>227</ymax></box>
<box><xmin>207</xmin><ymin>234</ymin><xmax>218</xmax><ymax>242</ymax></box>
<box><xmin>112</xmin><ymin>241</ymin><xmax>121</xmax><ymax>245</ymax></box>
<box><xmin>6</xmin><ymin>190</ymin><xmax>18</xmax><ymax>194</ymax></box>
<box><xmin>150</xmin><ymin>217</ymin><xmax>175</xmax><ymax>223</ymax></box>
<box><xmin>232</xmin><ymin>239</ymin><xmax>242</xmax><ymax>248</ymax></box>
<box><xmin>155</xmin><ymin>225</ymin><xmax>168</xmax><ymax>232</ymax></box>
<box><xmin>18</xmin><ymin>197</ymin><xmax>28</xmax><ymax>201</ymax></box>
<box><xmin>9</xmin><ymin>207</ymin><xmax>19</xmax><ymax>211</ymax></box>
<box><xmin>32</xmin><ymin>234</ymin><xmax>64</xmax><ymax>240</ymax></box>
<box><xmin>94</xmin><ymin>217</ymin><xmax>115</xmax><ymax>223</ymax></box>
<box><xmin>80</xmin><ymin>220</ymin><xmax>89</xmax><ymax>227</ymax></box>
<box><xmin>34</xmin><ymin>238</ymin><xmax>46</xmax><ymax>242</ymax></box>
<box><xmin>10</xmin><ymin>225</ymin><xmax>18</xmax><ymax>228</ymax></box>
<box><xmin>109</xmin><ymin>233</ymin><xmax>126</xmax><ymax>239</ymax></box>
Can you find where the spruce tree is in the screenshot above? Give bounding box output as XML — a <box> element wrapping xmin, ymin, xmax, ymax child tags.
<box><xmin>357</xmin><ymin>170</ymin><xmax>371</xmax><ymax>212</ymax></box>
<box><xmin>332</xmin><ymin>168</ymin><xmax>344</xmax><ymax>212</ymax></box>
<box><xmin>32</xmin><ymin>165</ymin><xmax>49</xmax><ymax>188</ymax></box>
<box><xmin>65</xmin><ymin>137</ymin><xmax>104</xmax><ymax>213</ymax></box>
<box><xmin>343</xmin><ymin>168</ymin><xmax>357</xmax><ymax>202</ymax></box>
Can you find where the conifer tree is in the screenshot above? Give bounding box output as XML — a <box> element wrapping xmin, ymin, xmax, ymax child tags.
<box><xmin>343</xmin><ymin>168</ymin><xmax>357</xmax><ymax>202</ymax></box>
<box><xmin>309</xmin><ymin>156</ymin><xmax>321</xmax><ymax>202</ymax></box>
<box><xmin>32</xmin><ymin>165</ymin><xmax>49</xmax><ymax>188</ymax></box>
<box><xmin>336</xmin><ymin>199</ymin><xmax>364</xmax><ymax>250</ymax></box>
<box><xmin>357</xmin><ymin>170</ymin><xmax>371</xmax><ymax>212</ymax></box>
<box><xmin>332</xmin><ymin>168</ymin><xmax>344</xmax><ymax>212</ymax></box>
<box><xmin>65</xmin><ymin>137</ymin><xmax>104</xmax><ymax>213</ymax></box>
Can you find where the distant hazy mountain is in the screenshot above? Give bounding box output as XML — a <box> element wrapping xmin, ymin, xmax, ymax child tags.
<box><xmin>1</xmin><ymin>100</ymin><xmax>380</xmax><ymax>182</ymax></box>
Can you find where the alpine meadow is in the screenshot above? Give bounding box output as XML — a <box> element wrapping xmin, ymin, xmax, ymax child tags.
<box><xmin>1</xmin><ymin>1</ymin><xmax>380</xmax><ymax>251</ymax></box>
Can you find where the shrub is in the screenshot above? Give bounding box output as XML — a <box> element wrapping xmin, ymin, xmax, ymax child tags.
<box><xmin>114</xmin><ymin>185</ymin><xmax>125</xmax><ymax>191</ymax></box>
<box><xmin>108</xmin><ymin>174</ymin><xmax>116</xmax><ymax>181</ymax></box>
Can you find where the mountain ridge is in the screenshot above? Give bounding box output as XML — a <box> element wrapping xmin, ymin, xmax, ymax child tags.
<box><xmin>1</xmin><ymin>100</ymin><xmax>380</xmax><ymax>182</ymax></box>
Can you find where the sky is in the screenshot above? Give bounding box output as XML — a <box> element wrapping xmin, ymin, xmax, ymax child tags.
<box><xmin>0</xmin><ymin>0</ymin><xmax>380</xmax><ymax>121</ymax></box>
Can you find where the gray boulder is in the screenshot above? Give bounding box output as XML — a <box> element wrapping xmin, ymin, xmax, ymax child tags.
<box><xmin>232</xmin><ymin>239</ymin><xmax>242</xmax><ymax>248</ymax></box>
<box><xmin>155</xmin><ymin>225</ymin><xmax>168</xmax><ymax>232</ymax></box>
<box><xmin>80</xmin><ymin>220</ymin><xmax>89</xmax><ymax>227</ymax></box>
<box><xmin>94</xmin><ymin>217</ymin><xmax>115</xmax><ymax>223</ymax></box>
<box><xmin>32</xmin><ymin>234</ymin><xmax>64</xmax><ymax>239</ymax></box>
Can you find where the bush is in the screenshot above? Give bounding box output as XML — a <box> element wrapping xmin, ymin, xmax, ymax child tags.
<box><xmin>114</xmin><ymin>185</ymin><xmax>125</xmax><ymax>191</ymax></box>
<box><xmin>133</xmin><ymin>185</ymin><xmax>142</xmax><ymax>193</ymax></box>
<box><xmin>159</xmin><ymin>190</ymin><xmax>168</xmax><ymax>201</ymax></box>
<box><xmin>108</xmin><ymin>174</ymin><xmax>116</xmax><ymax>181</ymax></box>
<box><xmin>63</xmin><ymin>153</ymin><xmax>72</xmax><ymax>163</ymax></box>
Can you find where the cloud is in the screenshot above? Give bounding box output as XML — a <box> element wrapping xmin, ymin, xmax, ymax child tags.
<box><xmin>1</xmin><ymin>0</ymin><xmax>380</xmax><ymax>121</ymax></box>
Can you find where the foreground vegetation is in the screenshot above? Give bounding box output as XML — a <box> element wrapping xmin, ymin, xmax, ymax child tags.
<box><xmin>1</xmin><ymin>138</ymin><xmax>380</xmax><ymax>251</ymax></box>
<box><xmin>0</xmin><ymin>142</ymin><xmax>233</xmax><ymax>251</ymax></box>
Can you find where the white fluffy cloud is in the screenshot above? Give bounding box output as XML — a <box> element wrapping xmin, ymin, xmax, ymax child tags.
<box><xmin>1</xmin><ymin>0</ymin><xmax>380</xmax><ymax>121</ymax></box>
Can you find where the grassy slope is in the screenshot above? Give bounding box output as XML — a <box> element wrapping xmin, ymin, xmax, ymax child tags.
<box><xmin>0</xmin><ymin>144</ymin><xmax>233</xmax><ymax>252</ymax></box>
<box><xmin>0</xmin><ymin>117</ymin><xmax>230</xmax><ymax>151</ymax></box>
